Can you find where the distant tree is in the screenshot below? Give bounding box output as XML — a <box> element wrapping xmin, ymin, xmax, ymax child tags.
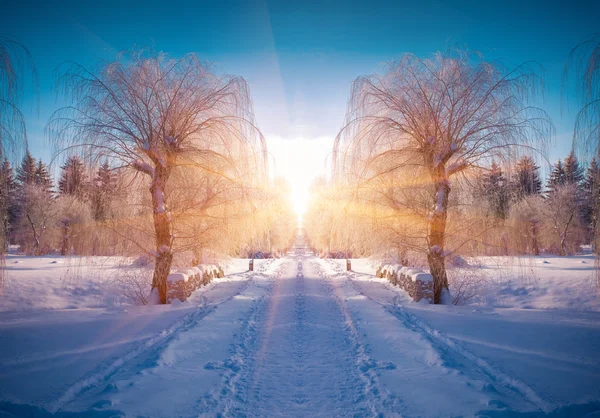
<box><xmin>547</xmin><ymin>159</ymin><xmax>566</xmax><ymax>194</ymax></box>
<box><xmin>90</xmin><ymin>161</ymin><xmax>117</xmax><ymax>221</ymax></box>
<box><xmin>563</xmin><ymin>151</ymin><xmax>585</xmax><ymax>186</ymax></box>
<box><xmin>542</xmin><ymin>184</ymin><xmax>584</xmax><ymax>255</ymax></box>
<box><xmin>34</xmin><ymin>160</ymin><xmax>53</xmax><ymax>195</ymax></box>
<box><xmin>49</xmin><ymin>49</ymin><xmax>267</xmax><ymax>303</ymax></box>
<box><xmin>15</xmin><ymin>184</ymin><xmax>57</xmax><ymax>255</ymax></box>
<box><xmin>55</xmin><ymin>195</ymin><xmax>92</xmax><ymax>255</ymax></box>
<box><xmin>58</xmin><ymin>155</ymin><xmax>88</xmax><ymax>198</ymax></box>
<box><xmin>510</xmin><ymin>156</ymin><xmax>542</xmax><ymax>200</ymax></box>
<box><xmin>333</xmin><ymin>50</ymin><xmax>551</xmax><ymax>303</ymax></box>
<box><xmin>16</xmin><ymin>151</ymin><xmax>36</xmax><ymax>186</ymax></box>
<box><xmin>508</xmin><ymin>195</ymin><xmax>544</xmax><ymax>255</ymax></box>
<box><xmin>479</xmin><ymin>163</ymin><xmax>509</xmax><ymax>219</ymax></box>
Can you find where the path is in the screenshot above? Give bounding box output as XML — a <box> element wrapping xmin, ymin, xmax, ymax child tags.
<box><xmin>3</xmin><ymin>245</ymin><xmax>599</xmax><ymax>417</ymax></box>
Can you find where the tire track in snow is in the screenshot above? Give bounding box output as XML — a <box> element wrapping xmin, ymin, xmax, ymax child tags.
<box><xmin>50</xmin><ymin>268</ymin><xmax>265</xmax><ymax>414</ymax></box>
<box><xmin>310</xmin><ymin>259</ymin><xmax>403</xmax><ymax>416</ymax></box>
<box><xmin>319</xmin><ymin>259</ymin><xmax>553</xmax><ymax>414</ymax></box>
<box><xmin>195</xmin><ymin>259</ymin><xmax>288</xmax><ymax>416</ymax></box>
<box><xmin>200</xmin><ymin>256</ymin><xmax>395</xmax><ymax>417</ymax></box>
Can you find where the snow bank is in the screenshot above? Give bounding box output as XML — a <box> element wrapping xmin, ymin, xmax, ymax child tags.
<box><xmin>376</xmin><ymin>264</ymin><xmax>434</xmax><ymax>302</ymax></box>
<box><xmin>348</xmin><ymin>254</ymin><xmax>598</xmax><ymax>311</ymax></box>
<box><xmin>166</xmin><ymin>264</ymin><xmax>225</xmax><ymax>303</ymax></box>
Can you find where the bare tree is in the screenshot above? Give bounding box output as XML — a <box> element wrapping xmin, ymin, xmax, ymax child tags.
<box><xmin>565</xmin><ymin>36</ymin><xmax>600</xmax><ymax>157</ymax></box>
<box><xmin>333</xmin><ymin>49</ymin><xmax>552</xmax><ymax>303</ymax></box>
<box><xmin>541</xmin><ymin>185</ymin><xmax>584</xmax><ymax>256</ymax></box>
<box><xmin>16</xmin><ymin>184</ymin><xmax>58</xmax><ymax>255</ymax></box>
<box><xmin>0</xmin><ymin>36</ymin><xmax>36</xmax><ymax>157</ymax></box>
<box><xmin>0</xmin><ymin>37</ymin><xmax>36</xmax><ymax>293</ymax></box>
<box><xmin>48</xmin><ymin>49</ymin><xmax>267</xmax><ymax>303</ymax></box>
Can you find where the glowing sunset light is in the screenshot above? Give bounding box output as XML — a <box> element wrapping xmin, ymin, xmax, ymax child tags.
<box><xmin>267</xmin><ymin>136</ymin><xmax>334</xmax><ymax>217</ymax></box>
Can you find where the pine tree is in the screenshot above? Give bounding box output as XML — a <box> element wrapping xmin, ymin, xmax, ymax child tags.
<box><xmin>91</xmin><ymin>161</ymin><xmax>117</xmax><ymax>221</ymax></box>
<box><xmin>0</xmin><ymin>158</ymin><xmax>16</xmax><ymax>251</ymax></box>
<box><xmin>563</xmin><ymin>151</ymin><xmax>585</xmax><ymax>186</ymax></box>
<box><xmin>34</xmin><ymin>160</ymin><xmax>53</xmax><ymax>195</ymax></box>
<box><xmin>547</xmin><ymin>159</ymin><xmax>566</xmax><ymax>194</ymax></box>
<box><xmin>480</xmin><ymin>162</ymin><xmax>509</xmax><ymax>219</ymax></box>
<box><xmin>511</xmin><ymin>156</ymin><xmax>542</xmax><ymax>200</ymax></box>
<box><xmin>59</xmin><ymin>156</ymin><xmax>88</xmax><ymax>197</ymax></box>
<box><xmin>16</xmin><ymin>151</ymin><xmax>37</xmax><ymax>186</ymax></box>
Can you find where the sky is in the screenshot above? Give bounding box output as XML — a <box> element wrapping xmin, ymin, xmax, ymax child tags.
<box><xmin>1</xmin><ymin>0</ymin><xmax>599</xmax><ymax>212</ymax></box>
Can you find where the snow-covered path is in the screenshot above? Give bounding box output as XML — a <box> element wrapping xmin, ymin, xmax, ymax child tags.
<box><xmin>2</xmin><ymin>252</ymin><xmax>600</xmax><ymax>417</ymax></box>
<box><xmin>212</xmin><ymin>256</ymin><xmax>385</xmax><ymax>417</ymax></box>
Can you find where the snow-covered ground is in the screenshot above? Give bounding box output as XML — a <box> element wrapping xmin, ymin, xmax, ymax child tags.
<box><xmin>343</xmin><ymin>254</ymin><xmax>599</xmax><ymax>311</ymax></box>
<box><xmin>0</xmin><ymin>255</ymin><xmax>259</xmax><ymax>311</ymax></box>
<box><xmin>0</xmin><ymin>251</ymin><xmax>599</xmax><ymax>417</ymax></box>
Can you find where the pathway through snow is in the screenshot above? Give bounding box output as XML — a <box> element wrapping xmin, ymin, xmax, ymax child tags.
<box><xmin>3</xmin><ymin>250</ymin><xmax>599</xmax><ymax>417</ymax></box>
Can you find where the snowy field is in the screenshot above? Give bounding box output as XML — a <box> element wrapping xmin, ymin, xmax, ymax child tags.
<box><xmin>0</xmin><ymin>255</ymin><xmax>256</xmax><ymax>311</ymax></box>
<box><xmin>0</xmin><ymin>252</ymin><xmax>599</xmax><ymax>417</ymax></box>
<box><xmin>344</xmin><ymin>254</ymin><xmax>599</xmax><ymax>311</ymax></box>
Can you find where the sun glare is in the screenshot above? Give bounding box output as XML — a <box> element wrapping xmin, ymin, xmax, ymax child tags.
<box><xmin>267</xmin><ymin>136</ymin><xmax>333</xmax><ymax>219</ymax></box>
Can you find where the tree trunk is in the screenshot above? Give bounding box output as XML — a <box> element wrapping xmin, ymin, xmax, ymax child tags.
<box><xmin>530</xmin><ymin>221</ymin><xmax>540</xmax><ymax>255</ymax></box>
<box><xmin>61</xmin><ymin>223</ymin><xmax>70</xmax><ymax>256</ymax></box>
<box><xmin>150</xmin><ymin>167</ymin><xmax>173</xmax><ymax>304</ymax></box>
<box><xmin>560</xmin><ymin>236</ymin><xmax>567</xmax><ymax>256</ymax></box>
<box><xmin>427</xmin><ymin>173</ymin><xmax>450</xmax><ymax>304</ymax></box>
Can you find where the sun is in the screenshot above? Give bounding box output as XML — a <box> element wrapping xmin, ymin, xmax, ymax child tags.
<box><xmin>266</xmin><ymin>136</ymin><xmax>333</xmax><ymax>218</ymax></box>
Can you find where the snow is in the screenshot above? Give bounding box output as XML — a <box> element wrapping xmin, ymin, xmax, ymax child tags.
<box><xmin>411</xmin><ymin>271</ymin><xmax>433</xmax><ymax>283</ymax></box>
<box><xmin>153</xmin><ymin>188</ymin><xmax>166</xmax><ymax>213</ymax></box>
<box><xmin>335</xmin><ymin>254</ymin><xmax>598</xmax><ymax>311</ymax></box>
<box><xmin>0</xmin><ymin>255</ymin><xmax>267</xmax><ymax>311</ymax></box>
<box><xmin>0</xmin><ymin>251</ymin><xmax>599</xmax><ymax>416</ymax></box>
<box><xmin>167</xmin><ymin>272</ymin><xmax>188</xmax><ymax>283</ymax></box>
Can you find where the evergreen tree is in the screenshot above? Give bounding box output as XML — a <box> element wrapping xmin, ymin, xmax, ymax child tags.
<box><xmin>563</xmin><ymin>151</ymin><xmax>585</xmax><ymax>186</ymax></box>
<box><xmin>547</xmin><ymin>159</ymin><xmax>566</xmax><ymax>194</ymax></box>
<box><xmin>0</xmin><ymin>158</ymin><xmax>16</xmax><ymax>251</ymax></box>
<box><xmin>59</xmin><ymin>156</ymin><xmax>88</xmax><ymax>197</ymax></box>
<box><xmin>480</xmin><ymin>162</ymin><xmax>509</xmax><ymax>219</ymax></box>
<box><xmin>34</xmin><ymin>160</ymin><xmax>53</xmax><ymax>195</ymax></box>
<box><xmin>16</xmin><ymin>151</ymin><xmax>37</xmax><ymax>186</ymax></box>
<box><xmin>91</xmin><ymin>161</ymin><xmax>117</xmax><ymax>221</ymax></box>
<box><xmin>511</xmin><ymin>156</ymin><xmax>542</xmax><ymax>200</ymax></box>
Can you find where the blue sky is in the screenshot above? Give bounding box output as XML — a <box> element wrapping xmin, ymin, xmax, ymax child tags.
<box><xmin>2</xmin><ymin>0</ymin><xmax>599</xmax><ymax>174</ymax></box>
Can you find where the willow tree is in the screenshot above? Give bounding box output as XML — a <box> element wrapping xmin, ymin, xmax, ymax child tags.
<box><xmin>566</xmin><ymin>37</ymin><xmax>600</xmax><ymax>157</ymax></box>
<box><xmin>49</xmin><ymin>49</ymin><xmax>267</xmax><ymax>304</ymax></box>
<box><xmin>334</xmin><ymin>50</ymin><xmax>551</xmax><ymax>303</ymax></box>
<box><xmin>565</xmin><ymin>37</ymin><xmax>600</xmax><ymax>259</ymax></box>
<box><xmin>0</xmin><ymin>37</ymin><xmax>36</xmax><ymax>155</ymax></box>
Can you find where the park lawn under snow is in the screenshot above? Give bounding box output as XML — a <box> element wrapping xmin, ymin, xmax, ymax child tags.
<box><xmin>342</xmin><ymin>254</ymin><xmax>599</xmax><ymax>311</ymax></box>
<box><xmin>0</xmin><ymin>252</ymin><xmax>598</xmax><ymax>417</ymax></box>
<box><xmin>0</xmin><ymin>254</ymin><xmax>257</xmax><ymax>311</ymax></box>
